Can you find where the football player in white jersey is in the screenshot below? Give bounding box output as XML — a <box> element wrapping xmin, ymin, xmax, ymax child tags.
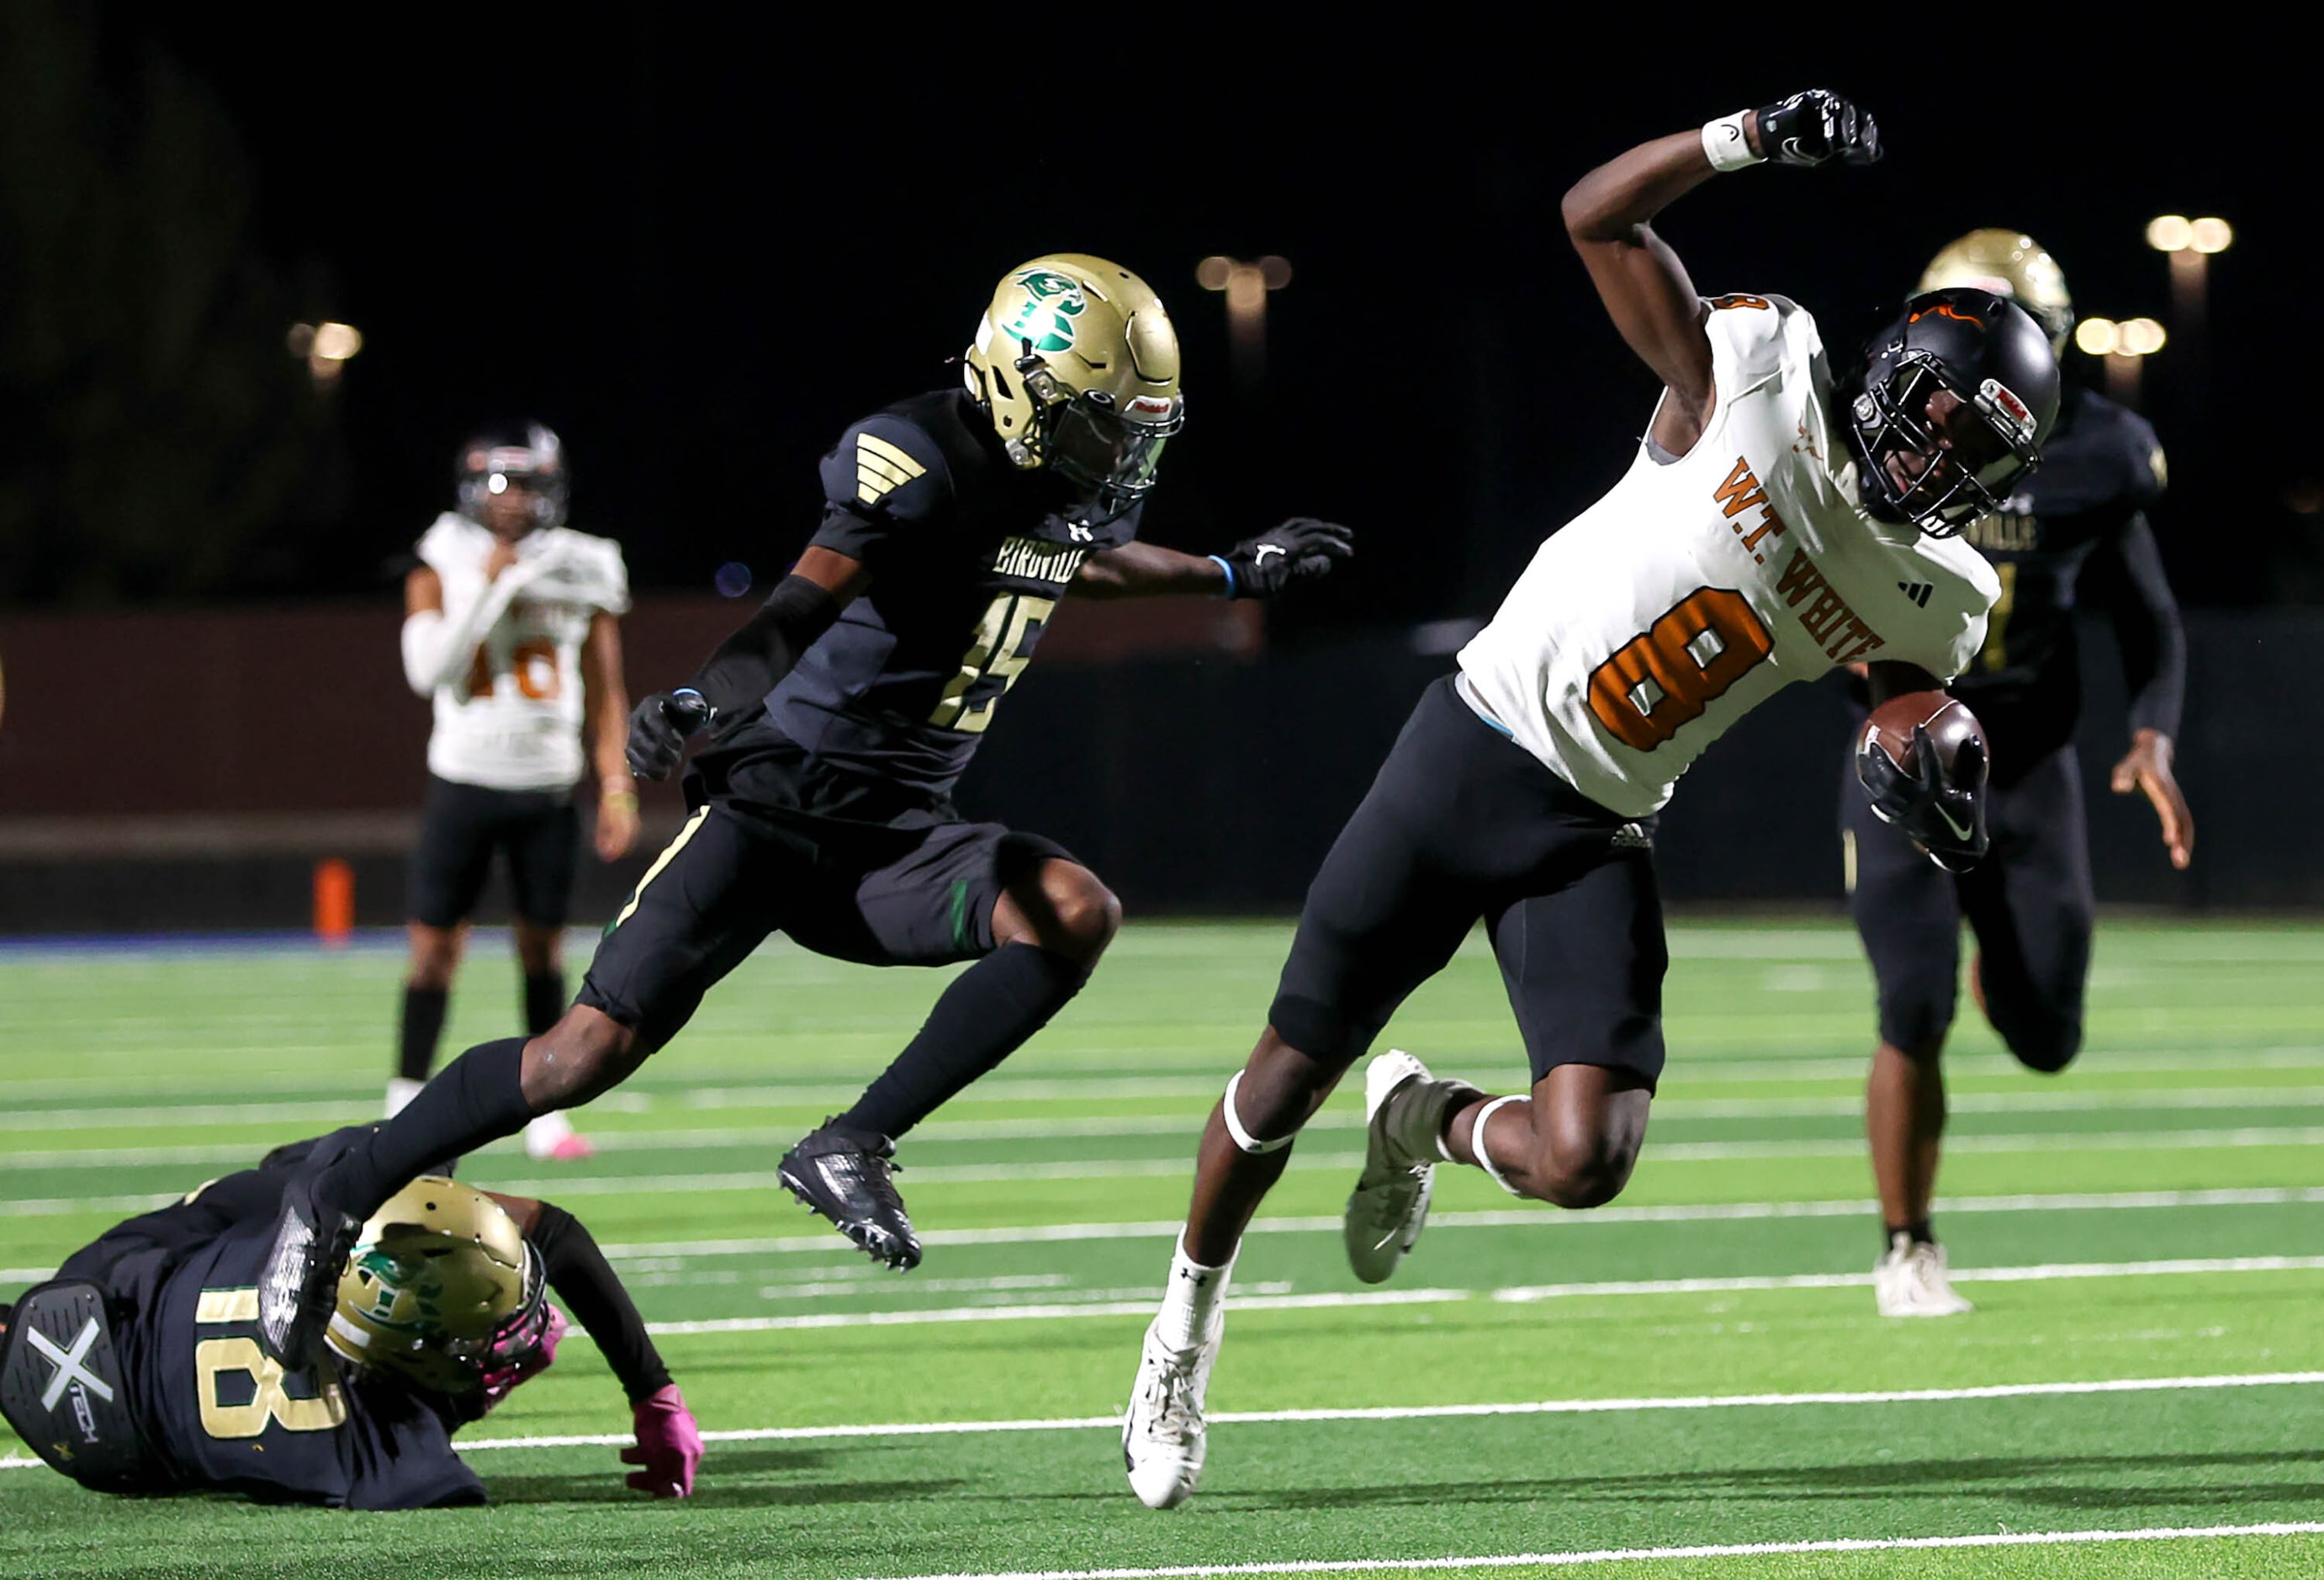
<box><xmin>394</xmin><ymin>425</ymin><xmax>638</xmax><ymax>1161</ymax></box>
<box><xmin>1121</xmin><ymin>91</ymin><xmax>2060</xmax><ymax>1508</ymax></box>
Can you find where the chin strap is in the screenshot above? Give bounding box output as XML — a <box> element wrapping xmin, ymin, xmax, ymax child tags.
<box><xmin>1220</xmin><ymin>1071</ymin><xmax>1294</xmax><ymax>1155</ymax></box>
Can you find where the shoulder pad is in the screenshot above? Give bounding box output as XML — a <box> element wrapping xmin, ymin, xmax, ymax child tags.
<box><xmin>1702</xmin><ymin>293</ymin><xmax>1813</xmax><ymax>395</ymax></box>
<box><xmin>415</xmin><ymin>512</ymin><xmax>479</xmax><ymax>574</ymax></box>
<box><xmin>821</xmin><ymin>412</ymin><xmax>952</xmax><ymax>522</ymax></box>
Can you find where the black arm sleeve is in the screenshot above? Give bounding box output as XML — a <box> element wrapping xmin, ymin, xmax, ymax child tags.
<box><xmin>685</xmin><ymin>573</ymin><xmax>844</xmax><ymax>718</ymax></box>
<box><xmin>2093</xmin><ymin>512</ymin><xmax>2186</xmax><ymax>740</ymax></box>
<box><xmin>529</xmin><ymin>1202</ymin><xmax>673</xmax><ymax>1405</ymax></box>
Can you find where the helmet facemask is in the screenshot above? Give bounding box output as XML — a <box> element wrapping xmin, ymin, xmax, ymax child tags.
<box><xmin>457</xmin><ymin>424</ymin><xmax>569</xmax><ymax>532</ymax></box>
<box><xmin>1021</xmin><ymin>363</ymin><xmax>1183</xmax><ymax>519</ymax></box>
<box><xmin>1850</xmin><ymin>352</ymin><xmax>2043</xmax><ymax>538</ymax></box>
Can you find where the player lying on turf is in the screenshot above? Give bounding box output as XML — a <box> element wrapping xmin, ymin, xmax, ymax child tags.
<box><xmin>0</xmin><ymin>1131</ymin><xmax>699</xmax><ymax>1508</ymax></box>
<box><xmin>1846</xmin><ymin>231</ymin><xmax>2192</xmax><ymax>1317</ymax></box>
<box><xmin>1120</xmin><ymin>90</ymin><xmax>2062</xmax><ymax>1508</ymax></box>
<box><xmin>251</xmin><ymin>255</ymin><xmax>1353</xmax><ymax>1370</ymax></box>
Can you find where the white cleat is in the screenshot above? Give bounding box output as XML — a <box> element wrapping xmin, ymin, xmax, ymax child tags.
<box><xmin>523</xmin><ymin>1110</ymin><xmax>595</xmax><ymax>1162</ymax></box>
<box><xmin>1874</xmin><ymin>1233</ymin><xmax>1974</xmax><ymax>1317</ymax></box>
<box><xmin>384</xmin><ymin>1077</ymin><xmax>423</xmax><ymax>1119</ymax></box>
<box><xmin>1342</xmin><ymin>1050</ymin><xmax>1436</xmax><ymax>1285</ymax></box>
<box><xmin>1123</xmin><ymin>1315</ymin><xmax>1219</xmax><ymax>1509</ymax></box>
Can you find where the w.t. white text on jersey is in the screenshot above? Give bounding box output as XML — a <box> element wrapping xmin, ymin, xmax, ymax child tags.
<box><xmin>1458</xmin><ymin>294</ymin><xmax>1998</xmax><ymax>819</ymax></box>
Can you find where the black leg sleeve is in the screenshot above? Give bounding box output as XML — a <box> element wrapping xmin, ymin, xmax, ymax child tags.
<box><xmin>839</xmin><ymin>943</ymin><xmax>1088</xmax><ymax>1139</ymax></box>
<box><xmin>529</xmin><ymin>1202</ymin><xmax>672</xmax><ymax>1404</ymax></box>
<box><xmin>320</xmin><ymin>1038</ymin><xmax>534</xmax><ymax>1220</ymax></box>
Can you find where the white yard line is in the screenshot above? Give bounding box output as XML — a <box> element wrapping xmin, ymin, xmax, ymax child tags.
<box><xmin>866</xmin><ymin>1522</ymin><xmax>2324</xmax><ymax>1578</ymax></box>
<box><xmin>21</xmin><ymin>1087</ymin><xmax>2324</xmax><ymax>1172</ymax></box>
<box><xmin>7</xmin><ymin>1185</ymin><xmax>2316</xmax><ymax>1283</ymax></box>
<box><xmin>10</xmin><ymin>1370</ymin><xmax>2308</xmax><ymax>1468</ymax></box>
<box><xmin>625</xmin><ymin>1257</ymin><xmax>2324</xmax><ymax>1335</ymax></box>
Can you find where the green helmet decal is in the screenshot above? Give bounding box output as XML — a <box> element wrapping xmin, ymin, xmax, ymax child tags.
<box><xmin>1002</xmin><ymin>269</ymin><xmax>1088</xmax><ymax>354</ymax></box>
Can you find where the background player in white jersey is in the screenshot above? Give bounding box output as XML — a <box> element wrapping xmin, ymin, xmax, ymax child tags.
<box><xmin>394</xmin><ymin>424</ymin><xmax>638</xmax><ymax>1161</ymax></box>
<box><xmin>1121</xmin><ymin>90</ymin><xmax>2061</xmax><ymax>1508</ymax></box>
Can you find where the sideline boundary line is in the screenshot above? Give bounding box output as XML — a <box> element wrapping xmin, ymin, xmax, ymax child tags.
<box><xmin>12</xmin><ymin>1370</ymin><xmax>2308</xmax><ymax>1466</ymax></box>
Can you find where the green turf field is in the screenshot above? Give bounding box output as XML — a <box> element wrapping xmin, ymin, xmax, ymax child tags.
<box><xmin>3</xmin><ymin>916</ymin><xmax>2321</xmax><ymax>1578</ymax></box>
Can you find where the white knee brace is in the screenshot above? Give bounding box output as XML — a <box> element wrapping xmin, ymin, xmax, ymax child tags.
<box><xmin>1220</xmin><ymin>1070</ymin><xmax>1296</xmax><ymax>1154</ymax></box>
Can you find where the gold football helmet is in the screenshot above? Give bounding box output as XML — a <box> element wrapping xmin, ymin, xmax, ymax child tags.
<box><xmin>1919</xmin><ymin>229</ymin><xmax>2073</xmax><ymax>353</ymax></box>
<box><xmin>962</xmin><ymin>254</ymin><xmax>1183</xmax><ymax>512</ymax></box>
<box><xmin>325</xmin><ymin>1176</ymin><xmax>540</xmax><ymax>1395</ymax></box>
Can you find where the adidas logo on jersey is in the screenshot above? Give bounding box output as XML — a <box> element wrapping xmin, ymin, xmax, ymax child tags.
<box><xmin>855</xmin><ymin>433</ymin><xmax>927</xmax><ymax>506</ymax></box>
<box><xmin>1897</xmin><ymin>581</ymin><xmax>1932</xmax><ymax>608</ymax></box>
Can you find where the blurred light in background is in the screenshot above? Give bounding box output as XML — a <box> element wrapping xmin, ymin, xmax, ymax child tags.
<box><xmin>287</xmin><ymin>321</ymin><xmax>363</xmax><ymax>385</ymax></box>
<box><xmin>714</xmin><ymin>561</ymin><xmax>753</xmax><ymax>597</ymax></box>
<box><xmin>1197</xmin><ymin>255</ymin><xmax>1292</xmax><ymax>386</ymax></box>
<box><xmin>2285</xmin><ymin>480</ymin><xmax>2324</xmax><ymax>517</ymax></box>
<box><xmin>2077</xmin><ymin>315</ymin><xmax>2166</xmax><ymax>405</ymax></box>
<box><xmin>2147</xmin><ymin>215</ymin><xmax>2231</xmax><ymax>337</ymax></box>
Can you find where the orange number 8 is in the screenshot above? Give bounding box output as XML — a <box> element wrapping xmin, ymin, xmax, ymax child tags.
<box><xmin>1586</xmin><ymin>586</ymin><xmax>1774</xmax><ymax>751</ymax></box>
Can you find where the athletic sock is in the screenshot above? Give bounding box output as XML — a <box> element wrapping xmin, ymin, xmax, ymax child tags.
<box><xmin>1884</xmin><ymin>1218</ymin><xmax>1935</xmax><ymax>1252</ymax></box>
<box><xmin>397</xmin><ymin>985</ymin><xmax>450</xmax><ymax>1083</ymax></box>
<box><xmin>838</xmin><ymin>943</ymin><xmax>1088</xmax><ymax>1139</ymax></box>
<box><xmin>322</xmin><ymin>1038</ymin><xmax>534</xmax><ymax>1220</ymax></box>
<box><xmin>522</xmin><ymin>969</ymin><xmax>567</xmax><ymax>1037</ymax></box>
<box><xmin>1154</xmin><ymin>1233</ymin><xmax>1234</xmax><ymax>1349</ymax></box>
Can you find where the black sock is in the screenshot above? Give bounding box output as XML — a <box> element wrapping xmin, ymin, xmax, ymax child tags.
<box><xmin>522</xmin><ymin>970</ymin><xmax>566</xmax><ymax>1037</ymax></box>
<box><xmin>839</xmin><ymin>944</ymin><xmax>1088</xmax><ymax>1139</ymax></box>
<box><xmin>397</xmin><ymin>986</ymin><xmax>450</xmax><ymax>1083</ymax></box>
<box><xmin>1884</xmin><ymin>1217</ymin><xmax>1935</xmax><ymax>1249</ymax></box>
<box><xmin>322</xmin><ymin>1038</ymin><xmax>534</xmax><ymax>1219</ymax></box>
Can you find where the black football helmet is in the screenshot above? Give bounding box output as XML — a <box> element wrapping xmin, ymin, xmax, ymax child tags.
<box><xmin>456</xmin><ymin>422</ymin><xmax>569</xmax><ymax>530</ymax></box>
<box><xmin>1842</xmin><ymin>289</ymin><xmax>2059</xmax><ymax>537</ymax></box>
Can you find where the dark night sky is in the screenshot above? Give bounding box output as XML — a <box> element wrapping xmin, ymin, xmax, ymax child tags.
<box><xmin>58</xmin><ymin>19</ymin><xmax>2324</xmax><ymax>622</ymax></box>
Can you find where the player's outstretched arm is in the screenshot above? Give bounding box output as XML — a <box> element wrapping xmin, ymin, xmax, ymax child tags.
<box><xmin>1074</xmin><ymin>521</ymin><xmax>1352</xmax><ymax>602</ymax></box>
<box><xmin>1564</xmin><ymin>91</ymin><xmax>1880</xmax><ymax>459</ymax></box>
<box><xmin>2094</xmin><ymin>514</ymin><xmax>2194</xmax><ymax>868</ymax></box>
<box><xmin>624</xmin><ymin>546</ymin><xmax>870</xmax><ymax>781</ymax></box>
<box><xmin>484</xmin><ymin>1190</ymin><xmax>703</xmax><ymax>1498</ymax></box>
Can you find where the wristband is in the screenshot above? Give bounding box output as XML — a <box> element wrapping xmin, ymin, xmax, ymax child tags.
<box><xmin>1206</xmin><ymin>554</ymin><xmax>1238</xmax><ymax>600</ymax></box>
<box><xmin>1702</xmin><ymin>112</ymin><xmax>1761</xmax><ymax>172</ymax></box>
<box><xmin>601</xmin><ymin>785</ymin><xmax>638</xmax><ymax>808</ymax></box>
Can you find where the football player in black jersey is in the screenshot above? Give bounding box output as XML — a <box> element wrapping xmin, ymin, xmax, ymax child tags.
<box><xmin>0</xmin><ymin>1130</ymin><xmax>699</xmax><ymax>1507</ymax></box>
<box><xmin>1845</xmin><ymin>231</ymin><xmax>2193</xmax><ymax>1316</ymax></box>
<box><xmin>250</xmin><ymin>255</ymin><xmax>1352</xmax><ymax>1366</ymax></box>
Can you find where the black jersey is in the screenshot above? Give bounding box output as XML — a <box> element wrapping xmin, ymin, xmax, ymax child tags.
<box><xmin>48</xmin><ymin>1156</ymin><xmax>484</xmax><ymax>1510</ymax></box>
<box><xmin>705</xmin><ymin>390</ymin><xmax>1139</xmax><ymax>819</ymax></box>
<box><xmin>1949</xmin><ymin>385</ymin><xmax>2183</xmax><ymax>779</ymax></box>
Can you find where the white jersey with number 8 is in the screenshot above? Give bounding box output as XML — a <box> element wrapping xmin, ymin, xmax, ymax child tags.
<box><xmin>416</xmin><ymin>512</ymin><xmax>631</xmax><ymax>792</ymax></box>
<box><xmin>1458</xmin><ymin>294</ymin><xmax>1999</xmax><ymax>820</ymax></box>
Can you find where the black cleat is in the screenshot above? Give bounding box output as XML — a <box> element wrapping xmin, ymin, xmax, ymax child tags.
<box><xmin>253</xmin><ymin>1158</ymin><xmax>363</xmax><ymax>1370</ymax></box>
<box><xmin>777</xmin><ymin>1119</ymin><xmax>921</xmax><ymax>1270</ymax></box>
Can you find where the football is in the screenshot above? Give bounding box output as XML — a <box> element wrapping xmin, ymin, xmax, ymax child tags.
<box><xmin>1861</xmin><ymin>690</ymin><xmax>1987</xmax><ymax>784</ymax></box>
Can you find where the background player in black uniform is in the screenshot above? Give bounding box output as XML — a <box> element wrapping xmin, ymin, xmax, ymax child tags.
<box><xmin>251</xmin><ymin>254</ymin><xmax>1353</xmax><ymax>1365</ymax></box>
<box><xmin>0</xmin><ymin>1130</ymin><xmax>699</xmax><ymax>1506</ymax></box>
<box><xmin>1845</xmin><ymin>231</ymin><xmax>2193</xmax><ymax>1316</ymax></box>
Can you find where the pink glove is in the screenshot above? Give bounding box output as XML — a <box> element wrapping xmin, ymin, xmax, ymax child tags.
<box><xmin>621</xmin><ymin>1383</ymin><xmax>702</xmax><ymax>1498</ymax></box>
<box><xmin>479</xmin><ymin>1303</ymin><xmax>567</xmax><ymax>1413</ymax></box>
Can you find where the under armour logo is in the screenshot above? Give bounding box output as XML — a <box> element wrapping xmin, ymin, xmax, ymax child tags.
<box><xmin>1253</xmin><ymin>544</ymin><xmax>1284</xmax><ymax>564</ymax></box>
<box><xmin>28</xmin><ymin>1318</ymin><xmax>115</xmax><ymax>1413</ymax></box>
<box><xmin>1068</xmin><ymin>523</ymin><xmax>1094</xmax><ymax>543</ymax></box>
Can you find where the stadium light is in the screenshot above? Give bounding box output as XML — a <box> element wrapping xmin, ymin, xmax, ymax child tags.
<box><xmin>288</xmin><ymin>321</ymin><xmax>364</xmax><ymax>386</ymax></box>
<box><xmin>2147</xmin><ymin>214</ymin><xmax>2231</xmax><ymax>333</ymax></box>
<box><xmin>2076</xmin><ymin>315</ymin><xmax>2164</xmax><ymax>406</ymax></box>
<box><xmin>1198</xmin><ymin>255</ymin><xmax>1292</xmax><ymax>384</ymax></box>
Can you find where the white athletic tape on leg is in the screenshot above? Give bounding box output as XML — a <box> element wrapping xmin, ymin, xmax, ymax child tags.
<box><xmin>1470</xmin><ymin>1095</ymin><xmax>1525</xmax><ymax>1197</ymax></box>
<box><xmin>1221</xmin><ymin>1071</ymin><xmax>1294</xmax><ymax>1155</ymax></box>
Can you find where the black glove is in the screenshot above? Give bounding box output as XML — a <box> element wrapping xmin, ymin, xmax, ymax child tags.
<box><xmin>1755</xmin><ymin>89</ymin><xmax>1882</xmax><ymax>167</ymax></box>
<box><xmin>1858</xmin><ymin>725</ymin><xmax>1988</xmax><ymax>873</ymax></box>
<box><xmin>624</xmin><ymin>690</ymin><xmax>713</xmax><ymax>782</ymax></box>
<box><xmin>1219</xmin><ymin>518</ymin><xmax>1353</xmax><ymax>600</ymax></box>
